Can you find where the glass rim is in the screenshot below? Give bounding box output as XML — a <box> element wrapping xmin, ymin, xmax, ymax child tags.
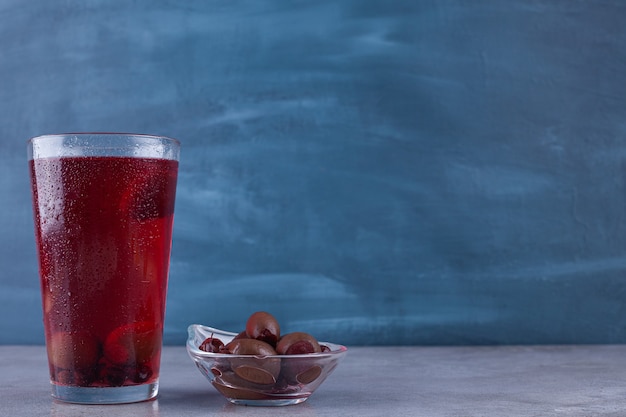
<box><xmin>27</xmin><ymin>132</ymin><xmax>180</xmax><ymax>161</ymax></box>
<box><xmin>28</xmin><ymin>132</ymin><xmax>180</xmax><ymax>145</ymax></box>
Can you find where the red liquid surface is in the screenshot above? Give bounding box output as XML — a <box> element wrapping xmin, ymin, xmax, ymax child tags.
<box><xmin>30</xmin><ymin>156</ymin><xmax>178</xmax><ymax>387</ymax></box>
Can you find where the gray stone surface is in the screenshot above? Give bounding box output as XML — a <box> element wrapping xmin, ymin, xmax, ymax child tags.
<box><xmin>2</xmin><ymin>345</ymin><xmax>626</xmax><ymax>416</ymax></box>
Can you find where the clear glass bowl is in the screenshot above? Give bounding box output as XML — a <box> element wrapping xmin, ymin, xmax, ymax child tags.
<box><xmin>186</xmin><ymin>324</ymin><xmax>348</xmax><ymax>406</ymax></box>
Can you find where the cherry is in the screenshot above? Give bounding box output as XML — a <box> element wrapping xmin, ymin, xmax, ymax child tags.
<box><xmin>276</xmin><ymin>332</ymin><xmax>322</xmax><ymax>355</ymax></box>
<box><xmin>103</xmin><ymin>322</ymin><xmax>161</xmax><ymax>365</ymax></box>
<box><xmin>54</xmin><ymin>369</ymin><xmax>74</xmax><ymax>385</ymax></box>
<box><xmin>295</xmin><ymin>365</ymin><xmax>323</xmax><ymax>384</ymax></box>
<box><xmin>96</xmin><ymin>357</ymin><xmax>154</xmax><ymax>386</ymax></box>
<box><xmin>199</xmin><ymin>336</ymin><xmax>225</xmax><ymax>353</ymax></box>
<box><xmin>245</xmin><ymin>311</ymin><xmax>280</xmax><ymax>347</ymax></box>
<box><xmin>232</xmin><ymin>330</ymin><xmax>248</xmax><ymax>340</ymax></box>
<box><xmin>196</xmin><ymin>312</ymin><xmax>333</xmax><ymax>358</ymax></box>
<box><xmin>225</xmin><ymin>338</ymin><xmax>277</xmax><ymax>356</ymax></box>
<box><xmin>212</xmin><ymin>378</ymin><xmax>269</xmax><ymax>400</ymax></box>
<box><xmin>47</xmin><ymin>331</ymin><xmax>100</xmax><ymax>371</ymax></box>
<box><xmin>97</xmin><ymin>360</ymin><xmax>129</xmax><ymax>387</ymax></box>
<box><xmin>224</xmin><ymin>339</ymin><xmax>281</xmax><ymax>385</ymax></box>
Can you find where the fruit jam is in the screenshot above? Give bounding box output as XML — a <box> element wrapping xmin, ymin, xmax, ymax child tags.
<box><xmin>30</xmin><ymin>156</ymin><xmax>178</xmax><ymax>388</ymax></box>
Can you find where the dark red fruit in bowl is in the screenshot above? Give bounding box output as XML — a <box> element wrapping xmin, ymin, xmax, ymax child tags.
<box><xmin>276</xmin><ymin>332</ymin><xmax>322</xmax><ymax>355</ymax></box>
<box><xmin>199</xmin><ymin>336</ymin><xmax>225</xmax><ymax>353</ymax></box>
<box><xmin>224</xmin><ymin>339</ymin><xmax>281</xmax><ymax>385</ymax></box>
<box><xmin>232</xmin><ymin>330</ymin><xmax>248</xmax><ymax>341</ymax></box>
<box><xmin>245</xmin><ymin>311</ymin><xmax>280</xmax><ymax>347</ymax></box>
<box><xmin>225</xmin><ymin>338</ymin><xmax>277</xmax><ymax>356</ymax></box>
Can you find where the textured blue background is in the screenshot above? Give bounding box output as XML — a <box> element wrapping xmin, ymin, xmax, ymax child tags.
<box><xmin>2</xmin><ymin>0</ymin><xmax>626</xmax><ymax>345</ymax></box>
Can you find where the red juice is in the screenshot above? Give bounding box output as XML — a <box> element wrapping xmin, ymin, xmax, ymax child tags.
<box><xmin>30</xmin><ymin>156</ymin><xmax>178</xmax><ymax>388</ymax></box>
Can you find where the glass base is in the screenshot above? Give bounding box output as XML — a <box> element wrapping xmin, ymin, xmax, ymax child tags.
<box><xmin>228</xmin><ymin>397</ymin><xmax>309</xmax><ymax>407</ymax></box>
<box><xmin>51</xmin><ymin>381</ymin><xmax>158</xmax><ymax>404</ymax></box>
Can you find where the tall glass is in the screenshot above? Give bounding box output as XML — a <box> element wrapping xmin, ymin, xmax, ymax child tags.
<box><xmin>28</xmin><ymin>133</ymin><xmax>180</xmax><ymax>404</ymax></box>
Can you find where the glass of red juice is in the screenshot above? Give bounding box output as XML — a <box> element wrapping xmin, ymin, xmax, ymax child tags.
<box><xmin>28</xmin><ymin>133</ymin><xmax>180</xmax><ymax>404</ymax></box>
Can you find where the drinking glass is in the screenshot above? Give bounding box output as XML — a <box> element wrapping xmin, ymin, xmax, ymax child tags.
<box><xmin>28</xmin><ymin>133</ymin><xmax>179</xmax><ymax>404</ymax></box>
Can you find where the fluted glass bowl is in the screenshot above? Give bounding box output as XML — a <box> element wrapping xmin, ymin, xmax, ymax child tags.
<box><xmin>186</xmin><ymin>324</ymin><xmax>348</xmax><ymax>406</ymax></box>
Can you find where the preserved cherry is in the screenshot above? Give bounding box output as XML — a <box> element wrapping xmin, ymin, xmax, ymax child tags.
<box><xmin>194</xmin><ymin>312</ymin><xmax>340</xmax><ymax>399</ymax></box>
<box><xmin>47</xmin><ymin>331</ymin><xmax>99</xmax><ymax>370</ymax></box>
<box><xmin>224</xmin><ymin>339</ymin><xmax>280</xmax><ymax>385</ymax></box>
<box><xmin>225</xmin><ymin>338</ymin><xmax>277</xmax><ymax>356</ymax></box>
<box><xmin>276</xmin><ymin>332</ymin><xmax>322</xmax><ymax>355</ymax></box>
<box><xmin>245</xmin><ymin>311</ymin><xmax>280</xmax><ymax>347</ymax></box>
<box><xmin>198</xmin><ymin>312</ymin><xmax>332</xmax><ymax>357</ymax></box>
<box><xmin>199</xmin><ymin>336</ymin><xmax>225</xmax><ymax>353</ymax></box>
<box><xmin>232</xmin><ymin>330</ymin><xmax>248</xmax><ymax>340</ymax></box>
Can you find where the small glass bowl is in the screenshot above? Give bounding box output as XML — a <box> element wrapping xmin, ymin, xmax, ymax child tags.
<box><xmin>186</xmin><ymin>324</ymin><xmax>348</xmax><ymax>406</ymax></box>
